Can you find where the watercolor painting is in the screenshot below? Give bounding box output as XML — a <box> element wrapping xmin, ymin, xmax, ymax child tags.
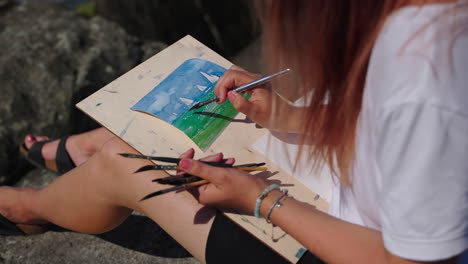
<box><xmin>131</xmin><ymin>58</ymin><xmax>238</xmax><ymax>151</ymax></box>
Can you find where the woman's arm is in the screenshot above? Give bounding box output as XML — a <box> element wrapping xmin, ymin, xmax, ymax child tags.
<box><xmin>178</xmin><ymin>159</ymin><xmax>460</xmax><ymax>264</ymax></box>
<box><xmin>261</xmin><ymin>189</ymin><xmax>460</xmax><ymax>264</ymax></box>
<box><xmin>260</xmin><ymin>189</ymin><xmax>387</xmax><ymax>263</ymax></box>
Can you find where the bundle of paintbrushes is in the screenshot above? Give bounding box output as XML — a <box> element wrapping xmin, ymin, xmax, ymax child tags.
<box><xmin>119</xmin><ymin>153</ymin><xmax>267</xmax><ymax>201</ymax></box>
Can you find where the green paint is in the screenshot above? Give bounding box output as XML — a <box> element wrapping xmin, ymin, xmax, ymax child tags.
<box><xmin>172</xmin><ymin>92</ymin><xmax>240</xmax><ymax>151</ymax></box>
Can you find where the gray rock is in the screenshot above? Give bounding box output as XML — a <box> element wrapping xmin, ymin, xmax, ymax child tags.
<box><xmin>0</xmin><ymin>0</ymin><xmax>166</xmax><ymax>184</ymax></box>
<box><xmin>96</xmin><ymin>0</ymin><xmax>259</xmax><ymax>57</ymax></box>
<box><xmin>0</xmin><ymin>0</ymin><xmax>8</xmax><ymax>8</ymax></box>
<box><xmin>0</xmin><ymin>231</ymin><xmax>198</xmax><ymax>264</ymax></box>
<box><xmin>14</xmin><ymin>168</ymin><xmax>57</xmax><ymax>188</ymax></box>
<box><xmin>0</xmin><ymin>2</ymin><xmax>260</xmax><ymax>263</ymax></box>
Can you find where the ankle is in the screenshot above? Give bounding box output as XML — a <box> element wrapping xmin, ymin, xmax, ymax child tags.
<box><xmin>68</xmin><ymin>134</ymin><xmax>95</xmax><ymax>157</ymax></box>
<box><xmin>71</xmin><ymin>131</ymin><xmax>105</xmax><ymax>155</ymax></box>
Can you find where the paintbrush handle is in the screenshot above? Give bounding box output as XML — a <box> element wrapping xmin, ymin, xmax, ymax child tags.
<box><xmin>185</xmin><ymin>179</ymin><xmax>209</xmax><ymax>188</ymax></box>
<box><xmin>236</xmin><ymin>167</ymin><xmax>267</xmax><ymax>172</ymax></box>
<box><xmin>120</xmin><ymin>153</ymin><xmax>232</xmax><ymax>167</ymax></box>
<box><xmin>190</xmin><ymin>68</ymin><xmax>291</xmax><ymax>110</ymax></box>
<box><xmin>152</xmin><ymin>167</ymin><xmax>267</xmax><ymax>185</ymax></box>
<box><xmin>232</xmin><ymin>68</ymin><xmax>291</xmax><ymax>94</ymax></box>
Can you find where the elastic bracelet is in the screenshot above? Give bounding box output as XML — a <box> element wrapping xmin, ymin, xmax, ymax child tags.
<box><xmin>254</xmin><ymin>184</ymin><xmax>280</xmax><ymax>218</ymax></box>
<box><xmin>266</xmin><ymin>189</ymin><xmax>289</xmax><ymax>224</ymax></box>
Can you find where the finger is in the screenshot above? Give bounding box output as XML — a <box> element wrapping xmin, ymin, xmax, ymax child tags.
<box><xmin>225</xmin><ymin>157</ymin><xmax>235</xmax><ymax>165</ymax></box>
<box><xmin>175</xmin><ymin>149</ymin><xmax>195</xmax><ymax>175</ymax></box>
<box><xmin>227</xmin><ymin>91</ymin><xmax>255</xmax><ymax>116</ymax></box>
<box><xmin>179</xmin><ymin>159</ymin><xmax>231</xmax><ymax>183</ymax></box>
<box><xmin>214</xmin><ymin>70</ymin><xmax>235</xmax><ymax>104</ymax></box>
<box><xmin>215</xmin><ymin>70</ymin><xmax>259</xmax><ymax>104</ymax></box>
<box><xmin>179</xmin><ymin>148</ymin><xmax>195</xmax><ymax>159</ymax></box>
<box><xmin>199</xmin><ymin>152</ymin><xmax>223</xmax><ymax>162</ymax></box>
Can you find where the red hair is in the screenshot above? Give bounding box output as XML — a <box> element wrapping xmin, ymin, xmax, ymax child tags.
<box><xmin>259</xmin><ymin>1</ymin><xmax>415</xmax><ymax>183</ymax></box>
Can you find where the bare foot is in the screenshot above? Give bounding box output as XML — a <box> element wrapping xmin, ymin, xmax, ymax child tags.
<box><xmin>24</xmin><ymin>134</ymin><xmax>93</xmax><ymax>167</ymax></box>
<box><xmin>0</xmin><ymin>186</ymin><xmax>47</xmax><ymax>225</ymax></box>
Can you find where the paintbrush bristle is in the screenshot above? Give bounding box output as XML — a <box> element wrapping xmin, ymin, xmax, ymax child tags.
<box><xmin>134</xmin><ymin>165</ymin><xmax>157</xmax><ymax>173</ymax></box>
<box><xmin>189</xmin><ymin>103</ymin><xmax>201</xmax><ymax>111</ymax></box>
<box><xmin>140</xmin><ymin>185</ymin><xmax>184</xmax><ymax>201</ymax></box>
<box><xmin>140</xmin><ymin>191</ymin><xmax>163</xmax><ymax>201</ymax></box>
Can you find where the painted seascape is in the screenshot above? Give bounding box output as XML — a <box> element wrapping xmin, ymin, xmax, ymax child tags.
<box><xmin>131</xmin><ymin>58</ymin><xmax>238</xmax><ymax>151</ymax></box>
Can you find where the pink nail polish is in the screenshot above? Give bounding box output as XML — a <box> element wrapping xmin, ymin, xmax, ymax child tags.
<box><xmin>180</xmin><ymin>159</ymin><xmax>192</xmax><ymax>170</ymax></box>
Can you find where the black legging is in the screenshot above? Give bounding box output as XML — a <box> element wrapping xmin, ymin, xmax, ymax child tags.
<box><xmin>206</xmin><ymin>211</ymin><xmax>325</xmax><ymax>264</ymax></box>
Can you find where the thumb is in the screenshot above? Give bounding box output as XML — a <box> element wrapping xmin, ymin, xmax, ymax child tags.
<box><xmin>228</xmin><ymin>91</ymin><xmax>254</xmax><ymax>116</ymax></box>
<box><xmin>179</xmin><ymin>159</ymin><xmax>228</xmax><ymax>183</ymax></box>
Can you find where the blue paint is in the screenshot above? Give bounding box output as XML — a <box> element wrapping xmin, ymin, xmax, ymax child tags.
<box><xmin>295</xmin><ymin>248</ymin><xmax>307</xmax><ymax>259</ymax></box>
<box><xmin>132</xmin><ymin>58</ymin><xmax>226</xmax><ymax>124</ymax></box>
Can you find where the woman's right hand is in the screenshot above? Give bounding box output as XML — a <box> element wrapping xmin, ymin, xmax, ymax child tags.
<box><xmin>214</xmin><ymin>66</ymin><xmax>274</xmax><ymax>129</ymax></box>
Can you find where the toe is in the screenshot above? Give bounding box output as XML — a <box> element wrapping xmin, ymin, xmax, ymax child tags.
<box><xmin>24</xmin><ymin>134</ymin><xmax>36</xmax><ymax>149</ymax></box>
<box><xmin>23</xmin><ymin>135</ymin><xmax>50</xmax><ymax>150</ymax></box>
<box><xmin>35</xmin><ymin>136</ymin><xmax>50</xmax><ymax>142</ymax></box>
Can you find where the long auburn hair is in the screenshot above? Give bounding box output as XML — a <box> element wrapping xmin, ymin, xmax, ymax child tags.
<box><xmin>259</xmin><ymin>1</ymin><xmax>418</xmax><ymax>184</ymax></box>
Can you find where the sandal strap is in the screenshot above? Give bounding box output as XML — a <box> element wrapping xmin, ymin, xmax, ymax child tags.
<box><xmin>56</xmin><ymin>136</ymin><xmax>75</xmax><ymax>175</ymax></box>
<box><xmin>27</xmin><ymin>139</ymin><xmax>56</xmax><ymax>171</ymax></box>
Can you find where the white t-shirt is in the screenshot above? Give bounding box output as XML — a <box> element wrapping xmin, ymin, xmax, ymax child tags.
<box><xmin>255</xmin><ymin>1</ymin><xmax>468</xmax><ymax>261</ymax></box>
<box><xmin>330</xmin><ymin>2</ymin><xmax>468</xmax><ymax>261</ymax></box>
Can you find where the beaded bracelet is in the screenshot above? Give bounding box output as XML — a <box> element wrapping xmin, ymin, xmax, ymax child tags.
<box><xmin>266</xmin><ymin>189</ymin><xmax>289</xmax><ymax>224</ymax></box>
<box><xmin>254</xmin><ymin>184</ymin><xmax>280</xmax><ymax>218</ymax></box>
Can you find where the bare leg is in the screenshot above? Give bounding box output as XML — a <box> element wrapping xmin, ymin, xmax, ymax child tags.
<box><xmin>2</xmin><ymin>137</ymin><xmax>215</xmax><ymax>262</ymax></box>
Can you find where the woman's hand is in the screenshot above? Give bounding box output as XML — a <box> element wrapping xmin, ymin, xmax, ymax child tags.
<box><xmin>215</xmin><ymin>66</ymin><xmax>274</xmax><ymax>129</ymax></box>
<box><xmin>178</xmin><ymin>148</ymin><xmax>234</xmax><ymax>169</ymax></box>
<box><xmin>178</xmin><ymin>156</ymin><xmax>269</xmax><ymax>214</ymax></box>
<box><xmin>215</xmin><ymin>65</ymin><xmax>307</xmax><ymax>132</ymax></box>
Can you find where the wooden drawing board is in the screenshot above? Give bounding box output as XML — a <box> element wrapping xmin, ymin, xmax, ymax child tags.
<box><xmin>77</xmin><ymin>35</ymin><xmax>328</xmax><ymax>263</ymax></box>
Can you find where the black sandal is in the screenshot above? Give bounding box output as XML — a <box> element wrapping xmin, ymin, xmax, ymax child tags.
<box><xmin>19</xmin><ymin>136</ymin><xmax>76</xmax><ymax>175</ymax></box>
<box><xmin>0</xmin><ymin>213</ymin><xmax>48</xmax><ymax>236</ymax></box>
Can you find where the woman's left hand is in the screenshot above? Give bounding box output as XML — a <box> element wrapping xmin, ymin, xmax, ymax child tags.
<box><xmin>178</xmin><ymin>157</ymin><xmax>269</xmax><ymax>214</ymax></box>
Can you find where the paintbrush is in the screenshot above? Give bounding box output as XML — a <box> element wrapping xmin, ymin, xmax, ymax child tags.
<box><xmin>141</xmin><ymin>163</ymin><xmax>268</xmax><ymax>198</ymax></box>
<box><xmin>119</xmin><ymin>153</ymin><xmax>232</xmax><ymax>167</ymax></box>
<box><xmin>189</xmin><ymin>68</ymin><xmax>291</xmax><ymax>110</ymax></box>
<box><xmin>134</xmin><ymin>162</ymin><xmax>267</xmax><ymax>173</ymax></box>
<box><xmin>151</xmin><ymin>164</ymin><xmax>267</xmax><ymax>185</ymax></box>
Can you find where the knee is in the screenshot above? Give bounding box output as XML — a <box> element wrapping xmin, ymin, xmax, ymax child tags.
<box><xmin>101</xmin><ymin>136</ymin><xmax>130</xmax><ymax>153</ymax></box>
<box><xmin>91</xmin><ymin>137</ymin><xmax>135</xmax><ymax>178</ymax></box>
<box><xmin>97</xmin><ymin>137</ymin><xmax>131</xmax><ymax>162</ymax></box>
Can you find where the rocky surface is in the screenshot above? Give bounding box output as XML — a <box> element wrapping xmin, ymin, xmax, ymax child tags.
<box><xmin>0</xmin><ymin>1</ymin><xmax>261</xmax><ymax>263</ymax></box>
<box><xmin>0</xmin><ymin>0</ymin><xmax>166</xmax><ymax>185</ymax></box>
<box><xmin>96</xmin><ymin>0</ymin><xmax>259</xmax><ymax>57</ymax></box>
<box><xmin>0</xmin><ymin>2</ymin><xmax>196</xmax><ymax>263</ymax></box>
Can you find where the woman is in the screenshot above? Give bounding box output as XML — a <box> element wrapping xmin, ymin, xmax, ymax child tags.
<box><xmin>1</xmin><ymin>1</ymin><xmax>467</xmax><ymax>263</ymax></box>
